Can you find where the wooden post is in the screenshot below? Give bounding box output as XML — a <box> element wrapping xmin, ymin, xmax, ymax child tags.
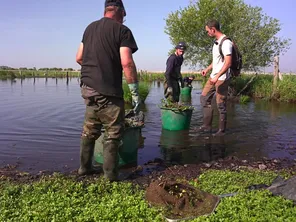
<box><xmin>66</xmin><ymin>71</ymin><xmax>69</xmax><ymax>85</ymax></box>
<box><xmin>272</xmin><ymin>56</ymin><xmax>279</xmax><ymax>97</ymax></box>
<box><xmin>273</xmin><ymin>56</ymin><xmax>279</xmax><ymax>85</ymax></box>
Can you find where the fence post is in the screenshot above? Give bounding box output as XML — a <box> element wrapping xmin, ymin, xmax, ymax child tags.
<box><xmin>272</xmin><ymin>56</ymin><xmax>279</xmax><ymax>97</ymax></box>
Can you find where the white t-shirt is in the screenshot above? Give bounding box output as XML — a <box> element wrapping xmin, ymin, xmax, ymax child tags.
<box><xmin>210</xmin><ymin>35</ymin><xmax>233</xmax><ymax>81</ymax></box>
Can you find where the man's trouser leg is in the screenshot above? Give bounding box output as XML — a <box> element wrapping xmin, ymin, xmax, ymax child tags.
<box><xmin>79</xmin><ymin>101</ymin><xmax>102</xmax><ymax>176</ymax></box>
<box><xmin>98</xmin><ymin>95</ymin><xmax>124</xmax><ymax>181</ymax></box>
<box><xmin>198</xmin><ymin>79</ymin><xmax>215</xmax><ymax>133</ymax></box>
<box><xmin>164</xmin><ymin>81</ymin><xmax>173</xmax><ymax>102</ymax></box>
<box><xmin>164</xmin><ymin>79</ymin><xmax>180</xmax><ymax>103</ymax></box>
<box><xmin>172</xmin><ymin>80</ymin><xmax>180</xmax><ymax>103</ymax></box>
<box><xmin>79</xmin><ymin>92</ymin><xmax>124</xmax><ymax>180</ymax></box>
<box><xmin>213</xmin><ymin>79</ymin><xmax>230</xmax><ymax>136</ymax></box>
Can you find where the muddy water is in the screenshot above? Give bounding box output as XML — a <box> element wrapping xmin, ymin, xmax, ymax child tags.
<box><xmin>0</xmin><ymin>78</ymin><xmax>295</xmax><ymax>173</ymax></box>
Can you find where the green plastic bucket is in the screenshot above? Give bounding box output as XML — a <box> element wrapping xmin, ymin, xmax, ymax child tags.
<box><xmin>180</xmin><ymin>94</ymin><xmax>191</xmax><ymax>103</ymax></box>
<box><xmin>181</xmin><ymin>87</ymin><xmax>192</xmax><ymax>95</ymax></box>
<box><xmin>94</xmin><ymin>127</ymin><xmax>141</xmax><ymax>167</ymax></box>
<box><xmin>161</xmin><ymin>108</ymin><xmax>193</xmax><ymax>131</ymax></box>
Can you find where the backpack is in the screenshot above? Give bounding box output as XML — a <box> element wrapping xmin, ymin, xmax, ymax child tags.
<box><xmin>219</xmin><ymin>36</ymin><xmax>242</xmax><ymax>77</ymax></box>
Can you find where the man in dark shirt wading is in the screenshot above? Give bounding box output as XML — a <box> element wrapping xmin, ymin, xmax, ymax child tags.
<box><xmin>164</xmin><ymin>42</ymin><xmax>187</xmax><ymax>103</ymax></box>
<box><xmin>75</xmin><ymin>0</ymin><xmax>140</xmax><ymax>181</ymax></box>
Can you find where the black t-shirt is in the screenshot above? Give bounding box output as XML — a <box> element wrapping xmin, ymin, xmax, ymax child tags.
<box><xmin>165</xmin><ymin>54</ymin><xmax>184</xmax><ymax>81</ymax></box>
<box><xmin>80</xmin><ymin>17</ymin><xmax>138</xmax><ymax>98</ymax></box>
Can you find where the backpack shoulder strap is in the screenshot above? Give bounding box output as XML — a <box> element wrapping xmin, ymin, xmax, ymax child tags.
<box><xmin>219</xmin><ymin>36</ymin><xmax>232</xmax><ymax>61</ymax></box>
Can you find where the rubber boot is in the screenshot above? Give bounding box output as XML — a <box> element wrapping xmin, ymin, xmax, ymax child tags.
<box><xmin>78</xmin><ymin>137</ymin><xmax>95</xmax><ymax>175</ymax></box>
<box><xmin>103</xmin><ymin>140</ymin><xmax>120</xmax><ymax>181</ymax></box>
<box><xmin>197</xmin><ymin>106</ymin><xmax>213</xmax><ymax>133</ymax></box>
<box><xmin>213</xmin><ymin>114</ymin><xmax>227</xmax><ymax>136</ymax></box>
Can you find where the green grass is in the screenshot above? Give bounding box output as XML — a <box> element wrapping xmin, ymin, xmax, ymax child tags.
<box><xmin>190</xmin><ymin>170</ymin><xmax>296</xmax><ymax>222</ymax></box>
<box><xmin>239</xmin><ymin>95</ymin><xmax>251</xmax><ymax>104</ymax></box>
<box><xmin>1</xmin><ymin>169</ymin><xmax>295</xmax><ymax>221</ymax></box>
<box><xmin>137</xmin><ymin>70</ymin><xmax>204</xmax><ymax>82</ymax></box>
<box><xmin>231</xmin><ymin>74</ymin><xmax>296</xmax><ymax>103</ymax></box>
<box><xmin>0</xmin><ymin>174</ymin><xmax>163</xmax><ymax>222</ymax></box>
<box><xmin>0</xmin><ymin>70</ymin><xmax>80</xmax><ymax>79</ymax></box>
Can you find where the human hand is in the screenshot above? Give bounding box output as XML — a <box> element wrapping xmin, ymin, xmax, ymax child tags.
<box><xmin>180</xmin><ymin>79</ymin><xmax>185</xmax><ymax>88</ymax></box>
<box><xmin>210</xmin><ymin>76</ymin><xmax>218</xmax><ymax>85</ymax></box>
<box><xmin>167</xmin><ymin>87</ymin><xmax>173</xmax><ymax>93</ymax></box>
<box><xmin>201</xmin><ymin>69</ymin><xmax>208</xmax><ymax>77</ymax></box>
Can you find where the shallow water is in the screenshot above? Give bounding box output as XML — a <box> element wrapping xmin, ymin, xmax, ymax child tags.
<box><xmin>0</xmin><ymin>78</ymin><xmax>295</xmax><ymax>173</ymax></box>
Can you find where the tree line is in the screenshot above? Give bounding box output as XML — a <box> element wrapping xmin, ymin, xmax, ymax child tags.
<box><xmin>0</xmin><ymin>66</ymin><xmax>78</xmax><ymax>71</ymax></box>
<box><xmin>165</xmin><ymin>0</ymin><xmax>290</xmax><ymax>71</ymax></box>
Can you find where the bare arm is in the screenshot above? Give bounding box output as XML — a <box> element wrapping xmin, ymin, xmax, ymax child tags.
<box><xmin>76</xmin><ymin>43</ymin><xmax>83</xmax><ymax>65</ymax></box>
<box><xmin>120</xmin><ymin>47</ymin><xmax>138</xmax><ymax>84</ymax></box>
<box><xmin>206</xmin><ymin>63</ymin><xmax>213</xmax><ymax>72</ymax></box>
<box><xmin>202</xmin><ymin>63</ymin><xmax>213</xmax><ymax>76</ymax></box>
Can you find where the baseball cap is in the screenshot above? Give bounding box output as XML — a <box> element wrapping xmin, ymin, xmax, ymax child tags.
<box><xmin>175</xmin><ymin>41</ymin><xmax>187</xmax><ymax>50</ymax></box>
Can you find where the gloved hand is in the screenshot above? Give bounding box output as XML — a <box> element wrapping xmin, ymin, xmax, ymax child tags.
<box><xmin>128</xmin><ymin>83</ymin><xmax>141</xmax><ymax>113</ymax></box>
<box><xmin>165</xmin><ymin>86</ymin><xmax>173</xmax><ymax>97</ymax></box>
<box><xmin>179</xmin><ymin>78</ymin><xmax>185</xmax><ymax>88</ymax></box>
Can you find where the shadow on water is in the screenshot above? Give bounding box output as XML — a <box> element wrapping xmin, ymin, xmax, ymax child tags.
<box><xmin>0</xmin><ymin>79</ymin><xmax>296</xmax><ymax>173</ymax></box>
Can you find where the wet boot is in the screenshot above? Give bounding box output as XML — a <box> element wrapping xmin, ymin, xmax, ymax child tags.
<box><xmin>197</xmin><ymin>106</ymin><xmax>213</xmax><ymax>133</ymax></box>
<box><xmin>103</xmin><ymin>140</ymin><xmax>120</xmax><ymax>182</ymax></box>
<box><xmin>78</xmin><ymin>137</ymin><xmax>95</xmax><ymax>175</ymax></box>
<box><xmin>213</xmin><ymin>114</ymin><xmax>227</xmax><ymax>137</ymax></box>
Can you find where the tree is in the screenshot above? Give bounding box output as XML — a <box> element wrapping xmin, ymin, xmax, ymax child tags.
<box><xmin>164</xmin><ymin>0</ymin><xmax>291</xmax><ymax>71</ymax></box>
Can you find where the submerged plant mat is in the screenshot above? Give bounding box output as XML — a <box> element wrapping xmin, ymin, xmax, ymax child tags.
<box><xmin>145</xmin><ymin>179</ymin><xmax>219</xmax><ymax>219</ymax></box>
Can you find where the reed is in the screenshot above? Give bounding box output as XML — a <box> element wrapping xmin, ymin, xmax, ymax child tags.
<box><xmin>232</xmin><ymin>74</ymin><xmax>296</xmax><ymax>103</ymax></box>
<box><xmin>0</xmin><ymin>70</ymin><xmax>80</xmax><ymax>79</ymax></box>
<box><xmin>123</xmin><ymin>82</ymin><xmax>151</xmax><ymax>104</ymax></box>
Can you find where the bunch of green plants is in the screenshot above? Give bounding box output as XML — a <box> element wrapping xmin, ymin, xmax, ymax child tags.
<box><xmin>251</xmin><ymin>75</ymin><xmax>274</xmax><ymax>99</ymax></box>
<box><xmin>239</xmin><ymin>95</ymin><xmax>251</xmax><ymax>104</ymax></box>
<box><xmin>0</xmin><ymin>70</ymin><xmax>17</xmax><ymax>79</ymax></box>
<box><xmin>159</xmin><ymin>98</ymin><xmax>194</xmax><ymax>111</ymax></box>
<box><xmin>0</xmin><ymin>174</ymin><xmax>163</xmax><ymax>222</ymax></box>
<box><xmin>189</xmin><ymin>169</ymin><xmax>296</xmax><ymax>222</ymax></box>
<box><xmin>122</xmin><ymin>82</ymin><xmax>151</xmax><ymax>104</ymax></box>
<box><xmin>232</xmin><ymin>74</ymin><xmax>296</xmax><ymax>102</ymax></box>
<box><xmin>275</xmin><ymin>75</ymin><xmax>296</xmax><ymax>102</ymax></box>
<box><xmin>137</xmin><ymin>70</ymin><xmax>164</xmax><ymax>82</ymax></box>
<box><xmin>1</xmin><ymin>169</ymin><xmax>295</xmax><ymax>221</ymax></box>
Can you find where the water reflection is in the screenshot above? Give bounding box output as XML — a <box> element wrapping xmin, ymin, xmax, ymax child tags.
<box><xmin>159</xmin><ymin>129</ymin><xmax>226</xmax><ymax>164</ymax></box>
<box><xmin>157</xmin><ymin>81</ymin><xmax>161</xmax><ymax>88</ymax></box>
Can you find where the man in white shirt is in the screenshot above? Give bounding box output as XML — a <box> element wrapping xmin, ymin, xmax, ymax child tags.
<box><xmin>198</xmin><ymin>19</ymin><xmax>233</xmax><ymax>136</ymax></box>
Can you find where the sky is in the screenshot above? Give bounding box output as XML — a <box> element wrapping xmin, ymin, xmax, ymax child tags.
<box><xmin>0</xmin><ymin>0</ymin><xmax>295</xmax><ymax>72</ymax></box>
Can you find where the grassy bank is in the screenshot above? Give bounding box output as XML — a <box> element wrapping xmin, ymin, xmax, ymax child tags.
<box><xmin>137</xmin><ymin>70</ymin><xmax>203</xmax><ymax>82</ymax></box>
<box><xmin>231</xmin><ymin>74</ymin><xmax>296</xmax><ymax>103</ymax></box>
<box><xmin>0</xmin><ymin>70</ymin><xmax>80</xmax><ymax>79</ymax></box>
<box><xmin>1</xmin><ymin>169</ymin><xmax>295</xmax><ymax>221</ymax></box>
<box><xmin>0</xmin><ymin>69</ymin><xmax>203</xmax><ymax>81</ymax></box>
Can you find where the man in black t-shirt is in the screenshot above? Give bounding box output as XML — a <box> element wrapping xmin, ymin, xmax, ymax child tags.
<box><xmin>75</xmin><ymin>0</ymin><xmax>140</xmax><ymax>181</ymax></box>
<box><xmin>164</xmin><ymin>42</ymin><xmax>187</xmax><ymax>103</ymax></box>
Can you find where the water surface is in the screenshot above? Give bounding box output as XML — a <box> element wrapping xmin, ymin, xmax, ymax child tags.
<box><xmin>0</xmin><ymin>78</ymin><xmax>295</xmax><ymax>173</ymax></box>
